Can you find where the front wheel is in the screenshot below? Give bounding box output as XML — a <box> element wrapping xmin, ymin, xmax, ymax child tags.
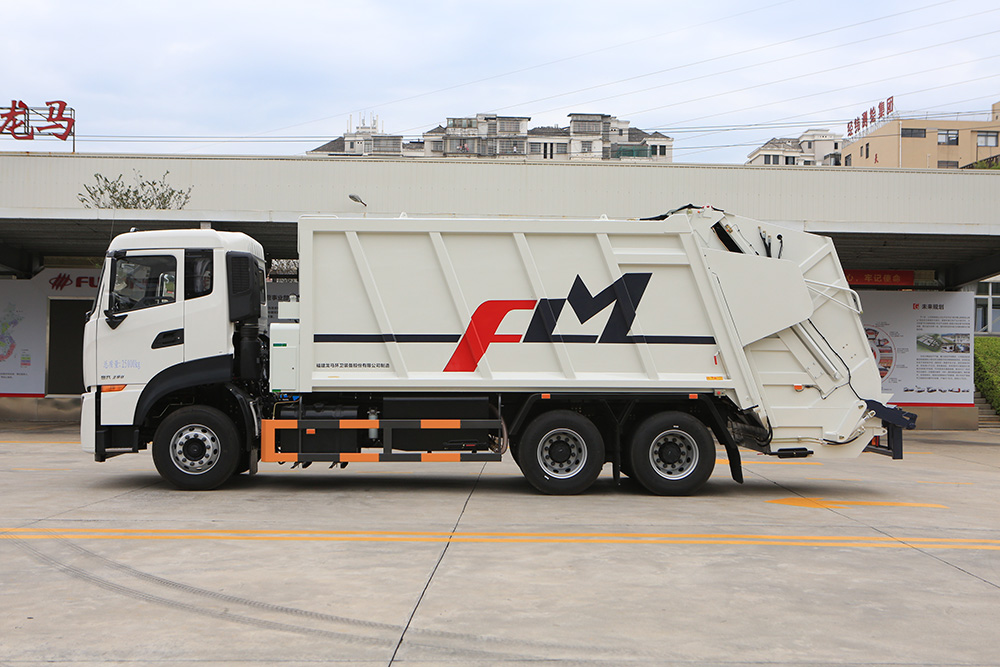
<box><xmin>628</xmin><ymin>412</ymin><xmax>715</xmax><ymax>496</ymax></box>
<box><xmin>518</xmin><ymin>410</ymin><xmax>605</xmax><ymax>495</ymax></box>
<box><xmin>152</xmin><ymin>406</ymin><xmax>240</xmax><ymax>490</ymax></box>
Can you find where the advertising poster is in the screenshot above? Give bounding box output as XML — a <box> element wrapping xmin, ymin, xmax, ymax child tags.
<box><xmin>0</xmin><ymin>280</ymin><xmax>47</xmax><ymax>395</ymax></box>
<box><xmin>0</xmin><ymin>268</ymin><xmax>99</xmax><ymax>396</ymax></box>
<box><xmin>858</xmin><ymin>291</ymin><xmax>974</xmax><ymax>406</ymax></box>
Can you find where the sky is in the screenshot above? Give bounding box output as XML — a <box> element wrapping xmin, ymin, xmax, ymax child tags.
<box><xmin>3</xmin><ymin>0</ymin><xmax>999</xmax><ymax>163</ymax></box>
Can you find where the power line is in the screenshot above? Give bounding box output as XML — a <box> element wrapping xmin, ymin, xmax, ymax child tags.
<box><xmin>206</xmin><ymin>0</ymin><xmax>798</xmax><ymax>146</ymax></box>
<box><xmin>491</xmin><ymin>0</ymin><xmax>970</xmax><ymax>118</ymax></box>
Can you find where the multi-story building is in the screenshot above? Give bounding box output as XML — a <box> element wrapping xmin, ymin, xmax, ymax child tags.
<box><xmin>422</xmin><ymin>113</ymin><xmax>672</xmax><ymax>161</ymax></box>
<box><xmin>310</xmin><ymin>113</ymin><xmax>672</xmax><ymax>162</ymax></box>
<box><xmin>746</xmin><ymin>129</ymin><xmax>842</xmax><ymax>166</ymax></box>
<box><xmin>843</xmin><ymin>101</ymin><xmax>1000</xmax><ymax>169</ymax></box>
<box><xmin>309</xmin><ymin>114</ymin><xmax>425</xmax><ymax>158</ymax></box>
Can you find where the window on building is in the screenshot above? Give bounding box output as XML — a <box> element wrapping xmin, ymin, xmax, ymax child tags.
<box><xmin>937</xmin><ymin>160</ymin><xmax>959</xmax><ymax>168</ymax></box>
<box><xmin>372</xmin><ymin>136</ymin><xmax>401</xmax><ymax>153</ymax></box>
<box><xmin>498</xmin><ymin>139</ymin><xmax>525</xmax><ymax>154</ymax></box>
<box><xmin>431</xmin><ymin>141</ymin><xmax>443</xmax><ymax>152</ymax></box>
<box><xmin>785</xmin><ymin>156</ymin><xmax>796</xmax><ymax>165</ymax></box>
<box><xmin>864</xmin><ymin>143</ymin><xmax>870</xmax><ymax>159</ymax></box>
<box><xmin>581</xmin><ymin>141</ymin><xmax>592</xmax><ymax>153</ymax></box>
<box><xmin>978</xmin><ymin>131</ymin><xmax>999</xmax><ymax>147</ymax></box>
<box><xmin>901</xmin><ymin>128</ymin><xmax>926</xmax><ymax>138</ymax></box>
<box><xmin>498</xmin><ymin>119</ymin><xmax>520</xmax><ymax>133</ymax></box>
<box><xmin>448</xmin><ymin>118</ymin><xmax>475</xmax><ymax>129</ymax></box>
<box><xmin>349</xmin><ymin>141</ymin><xmax>355</xmax><ymax>149</ymax></box>
<box><xmin>805</xmin><ymin>141</ymin><xmax>812</xmax><ymax>149</ymax></box>
<box><xmin>571</xmin><ymin>120</ymin><xmax>601</xmax><ymax>134</ymax></box>
<box><xmin>845</xmin><ymin>154</ymin><xmax>852</xmax><ymax>166</ymax></box>
<box><xmin>803</xmin><ymin>160</ymin><xmax>813</xmax><ymax>165</ymax></box>
<box><xmin>937</xmin><ymin>130</ymin><xmax>959</xmax><ymax>145</ymax></box>
<box><xmin>555</xmin><ymin>143</ymin><xmax>568</xmax><ymax>154</ymax></box>
<box><xmin>833</xmin><ymin>142</ymin><xmax>839</xmax><ymax>149</ymax></box>
<box><xmin>447</xmin><ymin>138</ymin><xmax>474</xmax><ymax>153</ymax></box>
<box><xmin>529</xmin><ymin>142</ymin><xmax>541</xmax><ymax>154</ymax></box>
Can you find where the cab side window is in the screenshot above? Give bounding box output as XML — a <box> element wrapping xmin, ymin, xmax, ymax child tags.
<box><xmin>109</xmin><ymin>255</ymin><xmax>177</xmax><ymax>313</ymax></box>
<box><xmin>185</xmin><ymin>249</ymin><xmax>213</xmax><ymax>299</ymax></box>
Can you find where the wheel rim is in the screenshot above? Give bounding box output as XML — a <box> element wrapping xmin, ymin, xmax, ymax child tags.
<box><xmin>648</xmin><ymin>429</ymin><xmax>699</xmax><ymax>480</ymax></box>
<box><xmin>169</xmin><ymin>423</ymin><xmax>221</xmax><ymax>475</ymax></box>
<box><xmin>537</xmin><ymin>428</ymin><xmax>587</xmax><ymax>478</ymax></box>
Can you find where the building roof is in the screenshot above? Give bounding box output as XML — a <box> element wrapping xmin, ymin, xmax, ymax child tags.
<box><xmin>528</xmin><ymin>126</ymin><xmax>570</xmax><ymax>137</ymax></box>
<box><xmin>758</xmin><ymin>138</ymin><xmax>801</xmax><ymax>152</ymax></box>
<box><xmin>309</xmin><ymin>137</ymin><xmax>345</xmax><ymax>153</ymax></box>
<box><xmin>424</xmin><ymin>125</ymin><xmax>445</xmax><ymax>135</ymax></box>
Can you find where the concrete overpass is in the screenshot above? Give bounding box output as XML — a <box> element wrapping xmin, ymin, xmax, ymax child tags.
<box><xmin>1</xmin><ymin>153</ymin><xmax>999</xmax><ymax>286</ymax></box>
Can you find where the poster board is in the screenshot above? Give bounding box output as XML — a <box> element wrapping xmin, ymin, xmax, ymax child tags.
<box><xmin>0</xmin><ymin>269</ymin><xmax>99</xmax><ymax>396</ymax></box>
<box><xmin>858</xmin><ymin>291</ymin><xmax>974</xmax><ymax>407</ymax></box>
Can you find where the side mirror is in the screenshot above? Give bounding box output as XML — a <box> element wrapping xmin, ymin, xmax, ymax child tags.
<box><xmin>104</xmin><ymin>309</ymin><xmax>127</xmax><ymax>330</ymax></box>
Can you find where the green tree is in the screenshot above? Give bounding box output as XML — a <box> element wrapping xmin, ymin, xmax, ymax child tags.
<box><xmin>78</xmin><ymin>170</ymin><xmax>193</xmax><ymax>209</ymax></box>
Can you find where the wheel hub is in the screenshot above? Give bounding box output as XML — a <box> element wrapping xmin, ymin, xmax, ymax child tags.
<box><xmin>548</xmin><ymin>441</ymin><xmax>571</xmax><ymax>463</ymax></box>
<box><xmin>648</xmin><ymin>430</ymin><xmax>699</xmax><ymax>480</ymax></box>
<box><xmin>183</xmin><ymin>439</ymin><xmax>207</xmax><ymax>461</ymax></box>
<box><xmin>169</xmin><ymin>424</ymin><xmax>221</xmax><ymax>475</ymax></box>
<box><xmin>658</xmin><ymin>442</ymin><xmax>682</xmax><ymax>464</ymax></box>
<box><xmin>537</xmin><ymin>428</ymin><xmax>587</xmax><ymax>479</ymax></box>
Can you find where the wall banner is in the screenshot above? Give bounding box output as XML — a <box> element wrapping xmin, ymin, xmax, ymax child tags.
<box><xmin>859</xmin><ymin>291</ymin><xmax>974</xmax><ymax>406</ymax></box>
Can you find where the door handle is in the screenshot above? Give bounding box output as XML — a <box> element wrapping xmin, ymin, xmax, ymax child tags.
<box><xmin>151</xmin><ymin>328</ymin><xmax>184</xmax><ymax>349</ymax></box>
<box><xmin>104</xmin><ymin>309</ymin><xmax>127</xmax><ymax>330</ymax></box>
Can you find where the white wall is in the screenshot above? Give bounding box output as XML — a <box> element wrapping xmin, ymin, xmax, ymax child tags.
<box><xmin>1</xmin><ymin>153</ymin><xmax>999</xmax><ymax>231</ymax></box>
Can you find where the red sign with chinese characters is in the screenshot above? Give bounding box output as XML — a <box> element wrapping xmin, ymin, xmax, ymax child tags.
<box><xmin>0</xmin><ymin>100</ymin><xmax>75</xmax><ymax>140</ymax></box>
<box><xmin>845</xmin><ymin>269</ymin><xmax>914</xmax><ymax>287</ymax></box>
<box><xmin>847</xmin><ymin>96</ymin><xmax>893</xmax><ymax>138</ymax></box>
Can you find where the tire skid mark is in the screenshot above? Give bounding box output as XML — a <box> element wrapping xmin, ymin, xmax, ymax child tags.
<box><xmin>11</xmin><ymin>535</ymin><xmax>394</xmax><ymax>649</ymax></box>
<box><xmin>11</xmin><ymin>535</ymin><xmax>635</xmax><ymax>662</ymax></box>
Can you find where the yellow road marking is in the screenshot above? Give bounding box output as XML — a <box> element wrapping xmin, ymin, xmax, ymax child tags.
<box><xmin>768</xmin><ymin>497</ymin><xmax>947</xmax><ymax>509</ymax></box>
<box><xmin>1</xmin><ymin>528</ymin><xmax>994</xmax><ymax>550</ymax></box>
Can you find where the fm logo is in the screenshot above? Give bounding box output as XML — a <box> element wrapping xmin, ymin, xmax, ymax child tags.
<box><xmin>444</xmin><ymin>273</ymin><xmax>651</xmax><ymax>372</ymax></box>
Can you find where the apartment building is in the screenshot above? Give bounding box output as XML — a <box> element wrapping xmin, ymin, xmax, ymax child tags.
<box><xmin>746</xmin><ymin>129</ymin><xmax>842</xmax><ymax>166</ymax></box>
<box><xmin>310</xmin><ymin>113</ymin><xmax>673</xmax><ymax>162</ymax></box>
<box><xmin>843</xmin><ymin>101</ymin><xmax>1000</xmax><ymax>169</ymax></box>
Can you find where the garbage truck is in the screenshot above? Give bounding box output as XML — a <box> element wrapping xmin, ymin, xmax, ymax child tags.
<box><xmin>80</xmin><ymin>205</ymin><xmax>915</xmax><ymax>495</ymax></box>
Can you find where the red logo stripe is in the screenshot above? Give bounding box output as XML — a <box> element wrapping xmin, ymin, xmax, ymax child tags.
<box><xmin>444</xmin><ymin>300</ymin><xmax>537</xmax><ymax>372</ymax></box>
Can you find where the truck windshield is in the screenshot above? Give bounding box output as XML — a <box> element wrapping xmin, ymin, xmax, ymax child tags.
<box><xmin>109</xmin><ymin>255</ymin><xmax>176</xmax><ymax>313</ymax></box>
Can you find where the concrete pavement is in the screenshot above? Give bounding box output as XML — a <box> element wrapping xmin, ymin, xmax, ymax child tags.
<box><xmin>1</xmin><ymin>423</ymin><xmax>998</xmax><ymax>665</ymax></box>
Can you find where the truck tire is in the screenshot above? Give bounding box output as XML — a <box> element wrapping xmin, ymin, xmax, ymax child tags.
<box><xmin>152</xmin><ymin>406</ymin><xmax>240</xmax><ymax>490</ymax></box>
<box><xmin>628</xmin><ymin>412</ymin><xmax>715</xmax><ymax>496</ymax></box>
<box><xmin>519</xmin><ymin>410</ymin><xmax>605</xmax><ymax>495</ymax></box>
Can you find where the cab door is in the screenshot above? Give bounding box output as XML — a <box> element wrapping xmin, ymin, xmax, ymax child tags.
<box><xmin>94</xmin><ymin>250</ymin><xmax>185</xmax><ymax>388</ymax></box>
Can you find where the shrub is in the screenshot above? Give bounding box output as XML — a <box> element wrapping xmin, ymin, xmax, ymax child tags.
<box><xmin>973</xmin><ymin>336</ymin><xmax>1000</xmax><ymax>412</ymax></box>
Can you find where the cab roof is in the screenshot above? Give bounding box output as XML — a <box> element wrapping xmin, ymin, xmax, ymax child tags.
<box><xmin>107</xmin><ymin>228</ymin><xmax>264</xmax><ymax>258</ymax></box>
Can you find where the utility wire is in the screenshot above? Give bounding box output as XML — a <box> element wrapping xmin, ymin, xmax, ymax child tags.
<box><xmin>491</xmin><ymin>0</ymin><xmax>972</xmax><ymax>117</ymax></box>
<box><xmin>200</xmin><ymin>0</ymin><xmax>797</xmax><ymax>147</ymax></box>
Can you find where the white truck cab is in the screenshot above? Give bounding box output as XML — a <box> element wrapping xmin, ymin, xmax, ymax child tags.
<box><xmin>81</xmin><ymin>229</ymin><xmax>267</xmax><ymax>487</ymax></box>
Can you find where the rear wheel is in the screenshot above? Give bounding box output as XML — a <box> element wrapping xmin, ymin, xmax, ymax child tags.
<box><xmin>628</xmin><ymin>412</ymin><xmax>715</xmax><ymax>496</ymax></box>
<box><xmin>152</xmin><ymin>406</ymin><xmax>240</xmax><ymax>490</ymax></box>
<box><xmin>518</xmin><ymin>410</ymin><xmax>605</xmax><ymax>495</ymax></box>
